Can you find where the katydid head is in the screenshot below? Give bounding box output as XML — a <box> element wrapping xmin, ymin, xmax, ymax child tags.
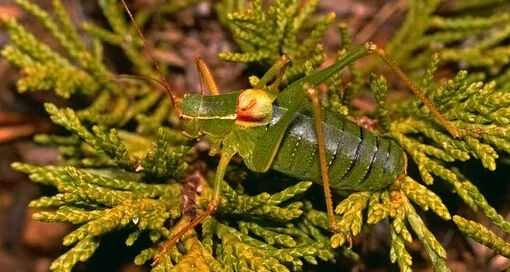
<box><xmin>178</xmin><ymin>87</ymin><xmax>275</xmax><ymax>138</ymax></box>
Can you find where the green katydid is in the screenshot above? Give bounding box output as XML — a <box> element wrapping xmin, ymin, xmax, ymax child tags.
<box><xmin>120</xmin><ymin>0</ymin><xmax>461</xmax><ymax>264</ymax></box>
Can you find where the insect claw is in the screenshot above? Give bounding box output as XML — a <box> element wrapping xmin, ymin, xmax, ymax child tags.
<box><xmin>152</xmin><ymin>236</ymin><xmax>183</xmax><ymax>266</ymax></box>
<box><xmin>151</xmin><ymin>254</ymin><xmax>162</xmax><ymax>267</ymax></box>
<box><xmin>280</xmin><ymin>54</ymin><xmax>291</xmax><ymax>64</ymax></box>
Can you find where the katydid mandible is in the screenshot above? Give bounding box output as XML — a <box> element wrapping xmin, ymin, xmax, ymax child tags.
<box><xmin>120</xmin><ymin>0</ymin><xmax>461</xmax><ymax>264</ymax></box>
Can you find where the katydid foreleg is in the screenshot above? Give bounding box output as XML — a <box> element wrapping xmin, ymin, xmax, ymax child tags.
<box><xmin>153</xmin><ymin>151</ymin><xmax>234</xmax><ymax>264</ymax></box>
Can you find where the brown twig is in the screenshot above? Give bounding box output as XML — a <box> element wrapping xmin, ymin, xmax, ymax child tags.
<box><xmin>0</xmin><ymin>124</ymin><xmax>51</xmax><ymax>143</ymax></box>
<box><xmin>0</xmin><ymin>112</ymin><xmax>52</xmax><ymax>143</ymax></box>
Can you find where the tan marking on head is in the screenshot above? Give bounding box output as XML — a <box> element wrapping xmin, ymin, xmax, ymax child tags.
<box><xmin>236</xmin><ymin>89</ymin><xmax>273</xmax><ymax>126</ymax></box>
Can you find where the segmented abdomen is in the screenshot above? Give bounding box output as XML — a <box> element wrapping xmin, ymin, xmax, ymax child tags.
<box><xmin>271</xmin><ymin>106</ymin><xmax>405</xmax><ymax>191</ymax></box>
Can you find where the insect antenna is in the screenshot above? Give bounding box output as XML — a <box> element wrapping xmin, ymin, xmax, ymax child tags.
<box><xmin>120</xmin><ymin>0</ymin><xmax>180</xmax><ymax>107</ymax></box>
<box><xmin>116</xmin><ymin>74</ymin><xmax>166</xmax><ymax>87</ymax></box>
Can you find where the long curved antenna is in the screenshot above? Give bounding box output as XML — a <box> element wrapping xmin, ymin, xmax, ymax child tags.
<box><xmin>120</xmin><ymin>0</ymin><xmax>180</xmax><ymax>106</ymax></box>
<box><xmin>117</xmin><ymin>74</ymin><xmax>166</xmax><ymax>87</ymax></box>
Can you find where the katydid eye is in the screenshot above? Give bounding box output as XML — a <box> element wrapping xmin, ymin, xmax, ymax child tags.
<box><xmin>236</xmin><ymin>89</ymin><xmax>273</xmax><ymax>123</ymax></box>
